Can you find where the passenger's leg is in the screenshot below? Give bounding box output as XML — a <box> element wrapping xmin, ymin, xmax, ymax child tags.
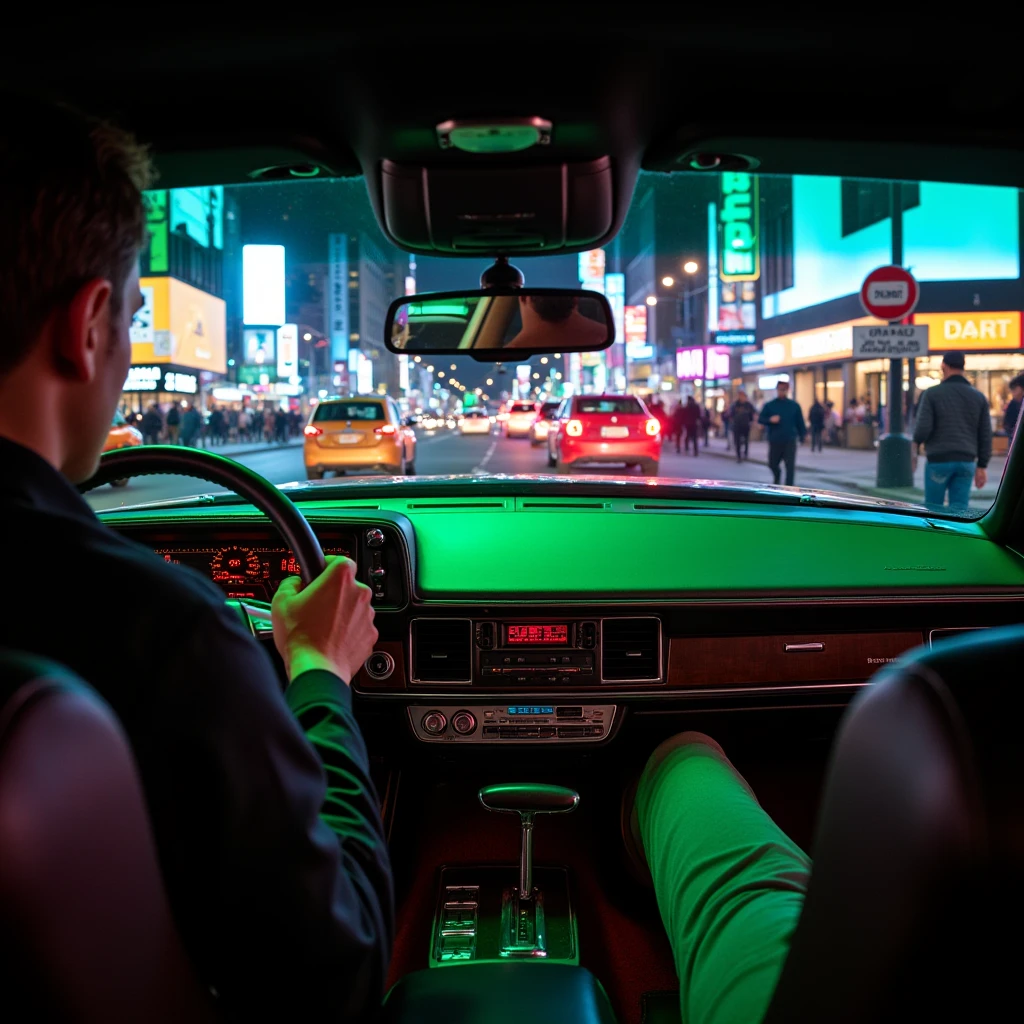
<box><xmin>635</xmin><ymin>733</ymin><xmax>810</xmax><ymax>1024</ymax></box>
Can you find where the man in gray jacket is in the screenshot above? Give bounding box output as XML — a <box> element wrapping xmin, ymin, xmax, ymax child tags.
<box><xmin>913</xmin><ymin>351</ymin><xmax>992</xmax><ymax>509</ymax></box>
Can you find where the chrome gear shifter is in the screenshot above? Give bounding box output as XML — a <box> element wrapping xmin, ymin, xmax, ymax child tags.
<box><xmin>478</xmin><ymin>783</ymin><xmax>580</xmax><ymax>957</ymax></box>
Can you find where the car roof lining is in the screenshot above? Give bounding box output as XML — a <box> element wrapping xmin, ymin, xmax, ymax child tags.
<box><xmin>3</xmin><ymin>17</ymin><xmax>1023</xmax><ymax>247</ymax></box>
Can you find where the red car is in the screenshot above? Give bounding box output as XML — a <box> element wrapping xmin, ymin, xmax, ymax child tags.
<box><xmin>547</xmin><ymin>394</ymin><xmax>661</xmax><ymax>475</ymax></box>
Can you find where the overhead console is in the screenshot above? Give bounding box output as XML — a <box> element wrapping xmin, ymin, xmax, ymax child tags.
<box><xmin>379</xmin><ymin>157</ymin><xmax>616</xmax><ymax>255</ymax></box>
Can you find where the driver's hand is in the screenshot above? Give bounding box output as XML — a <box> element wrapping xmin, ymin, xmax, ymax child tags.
<box><xmin>272</xmin><ymin>555</ymin><xmax>378</xmax><ymax>684</ymax></box>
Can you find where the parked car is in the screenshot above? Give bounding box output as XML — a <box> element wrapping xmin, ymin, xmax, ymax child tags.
<box><xmin>303</xmin><ymin>396</ymin><xmax>416</xmax><ymax>478</ymax></box>
<box><xmin>547</xmin><ymin>394</ymin><xmax>661</xmax><ymax>475</ymax></box>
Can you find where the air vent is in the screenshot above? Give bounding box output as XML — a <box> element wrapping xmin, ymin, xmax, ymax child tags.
<box><xmin>412</xmin><ymin>619</ymin><xmax>473</xmax><ymax>683</ymax></box>
<box><xmin>520</xmin><ymin>501</ymin><xmax>610</xmax><ymax>510</ymax></box>
<box><xmin>405</xmin><ymin>501</ymin><xmax>508</xmax><ymax>510</ymax></box>
<box><xmin>601</xmin><ymin>618</ymin><xmax>662</xmax><ymax>682</ymax></box>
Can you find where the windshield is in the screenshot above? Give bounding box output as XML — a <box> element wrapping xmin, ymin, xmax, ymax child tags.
<box><xmin>95</xmin><ymin>170</ymin><xmax>1023</xmax><ymax>516</ymax></box>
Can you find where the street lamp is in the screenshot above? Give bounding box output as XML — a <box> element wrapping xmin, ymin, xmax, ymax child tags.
<box><xmin>662</xmin><ymin>275</ymin><xmax>675</xmax><ymax>288</ymax></box>
<box><xmin>645</xmin><ymin>295</ymin><xmax>658</xmax><ymax>306</ymax></box>
<box><xmin>683</xmin><ymin>260</ymin><xmax>699</xmax><ymax>275</ymax></box>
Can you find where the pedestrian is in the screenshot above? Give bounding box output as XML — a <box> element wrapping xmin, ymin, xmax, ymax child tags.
<box><xmin>758</xmin><ymin>380</ymin><xmax>806</xmax><ymax>486</ymax></box>
<box><xmin>700</xmin><ymin>404</ymin><xmax>711</xmax><ymax>447</ymax></box>
<box><xmin>209</xmin><ymin>404</ymin><xmax>225</xmax><ymax>446</ymax></box>
<box><xmin>730</xmin><ymin>390</ymin><xmax>756</xmax><ymax>463</ymax></box>
<box><xmin>669</xmin><ymin>399</ymin><xmax>685</xmax><ymax>454</ymax></box>
<box><xmin>681</xmin><ymin>396</ymin><xmax>701</xmax><ymax>456</ymax></box>
<box><xmin>808</xmin><ymin>397</ymin><xmax>825</xmax><ymax>452</ymax></box>
<box><xmin>721</xmin><ymin>401</ymin><xmax>732</xmax><ymax>451</ymax></box>
<box><xmin>140</xmin><ymin>402</ymin><xmax>163</xmax><ymax>445</ymax></box>
<box><xmin>180</xmin><ymin>402</ymin><xmax>202</xmax><ymax>447</ymax></box>
<box><xmin>165</xmin><ymin>400</ymin><xmax>181</xmax><ymax>444</ymax></box>
<box><xmin>824</xmin><ymin>400</ymin><xmax>838</xmax><ymax>445</ymax></box>
<box><xmin>912</xmin><ymin>351</ymin><xmax>992</xmax><ymax>510</ymax></box>
<box><xmin>1003</xmin><ymin>373</ymin><xmax>1023</xmax><ymax>440</ymax></box>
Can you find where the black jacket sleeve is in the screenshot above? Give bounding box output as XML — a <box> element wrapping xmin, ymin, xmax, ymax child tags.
<box><xmin>141</xmin><ymin>602</ymin><xmax>393</xmax><ymax>1022</ymax></box>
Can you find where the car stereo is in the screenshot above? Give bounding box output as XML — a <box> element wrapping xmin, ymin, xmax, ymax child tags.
<box><xmin>475</xmin><ymin>619</ymin><xmax>598</xmax><ymax>684</ymax></box>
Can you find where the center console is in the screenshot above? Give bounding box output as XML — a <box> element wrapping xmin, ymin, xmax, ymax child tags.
<box><xmin>407</xmin><ymin>703</ymin><xmax>616</xmax><ymax>743</ymax></box>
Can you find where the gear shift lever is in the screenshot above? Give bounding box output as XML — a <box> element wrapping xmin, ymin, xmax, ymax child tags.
<box><xmin>478</xmin><ymin>784</ymin><xmax>580</xmax><ymax>897</ymax></box>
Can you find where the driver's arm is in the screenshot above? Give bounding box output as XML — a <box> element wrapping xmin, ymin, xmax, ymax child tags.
<box><xmin>149</xmin><ymin>577</ymin><xmax>392</xmax><ymax>1021</ymax></box>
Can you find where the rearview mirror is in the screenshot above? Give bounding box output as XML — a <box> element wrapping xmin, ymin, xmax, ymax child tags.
<box><xmin>384</xmin><ymin>287</ymin><xmax>614</xmax><ymax>360</ymax></box>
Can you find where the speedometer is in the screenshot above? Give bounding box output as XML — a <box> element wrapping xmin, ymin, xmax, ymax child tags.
<box><xmin>211</xmin><ymin>546</ymin><xmax>261</xmax><ymax>583</ymax></box>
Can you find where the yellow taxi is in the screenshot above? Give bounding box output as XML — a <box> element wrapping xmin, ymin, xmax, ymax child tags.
<box><xmin>103</xmin><ymin>411</ymin><xmax>143</xmax><ymax>487</ymax></box>
<box><xmin>303</xmin><ymin>396</ymin><xmax>416</xmax><ymax>479</ymax></box>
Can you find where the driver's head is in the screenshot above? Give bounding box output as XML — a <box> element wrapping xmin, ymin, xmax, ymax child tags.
<box><xmin>521</xmin><ymin>294</ymin><xmax>576</xmax><ymax>323</ymax></box>
<box><xmin>0</xmin><ymin>98</ymin><xmax>152</xmax><ymax>482</ymax></box>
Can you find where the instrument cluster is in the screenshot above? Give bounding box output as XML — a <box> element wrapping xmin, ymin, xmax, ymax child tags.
<box><xmin>153</xmin><ymin>536</ymin><xmax>357</xmax><ymax>602</ymax></box>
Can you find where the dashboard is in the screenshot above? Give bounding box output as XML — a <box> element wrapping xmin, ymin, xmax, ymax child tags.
<box><xmin>102</xmin><ymin>497</ymin><xmax>1024</xmax><ymax>750</ymax></box>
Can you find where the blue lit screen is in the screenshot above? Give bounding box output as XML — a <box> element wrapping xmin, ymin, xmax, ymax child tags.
<box><xmin>507</xmin><ymin>706</ymin><xmax>553</xmax><ymax>716</ymax></box>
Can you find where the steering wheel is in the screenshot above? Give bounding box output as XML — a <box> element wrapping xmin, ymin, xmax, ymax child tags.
<box><xmin>80</xmin><ymin>446</ymin><xmax>326</xmax><ymax>591</ymax></box>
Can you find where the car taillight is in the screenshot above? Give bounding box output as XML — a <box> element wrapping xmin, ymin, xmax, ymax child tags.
<box><xmin>303</xmin><ymin>425</ymin><xmax>323</xmax><ymax>437</ymax></box>
<box><xmin>374</xmin><ymin>424</ymin><xmax>397</xmax><ymax>436</ymax></box>
<box><xmin>566</xmin><ymin>419</ymin><xmax>584</xmax><ymax>437</ymax></box>
<box><xmin>645</xmin><ymin>418</ymin><xmax>661</xmax><ymax>436</ymax></box>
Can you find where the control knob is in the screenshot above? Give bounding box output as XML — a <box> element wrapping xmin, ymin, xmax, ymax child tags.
<box><xmin>421</xmin><ymin>711</ymin><xmax>447</xmax><ymax>736</ymax></box>
<box><xmin>451</xmin><ymin>710</ymin><xmax>477</xmax><ymax>735</ymax></box>
<box><xmin>366</xmin><ymin>528</ymin><xmax>385</xmax><ymax>548</ymax></box>
<box><xmin>364</xmin><ymin>651</ymin><xmax>395</xmax><ymax>680</ymax></box>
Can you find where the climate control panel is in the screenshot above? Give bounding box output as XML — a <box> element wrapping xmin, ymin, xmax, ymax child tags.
<box><xmin>408</xmin><ymin>704</ymin><xmax>616</xmax><ymax>743</ymax></box>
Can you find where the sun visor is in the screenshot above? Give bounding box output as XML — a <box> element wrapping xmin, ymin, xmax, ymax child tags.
<box><xmin>380</xmin><ymin>157</ymin><xmax>613</xmax><ymax>255</ymax></box>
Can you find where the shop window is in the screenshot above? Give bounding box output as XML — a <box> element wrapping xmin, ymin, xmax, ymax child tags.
<box><xmin>841</xmin><ymin>179</ymin><xmax>920</xmax><ymax>237</ymax></box>
<box><xmin>761</xmin><ymin>176</ymin><xmax>793</xmax><ymax>297</ymax></box>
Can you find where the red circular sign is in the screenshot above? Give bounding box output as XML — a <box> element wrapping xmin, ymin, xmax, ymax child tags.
<box><xmin>860</xmin><ymin>265</ymin><xmax>919</xmax><ymax>321</ymax></box>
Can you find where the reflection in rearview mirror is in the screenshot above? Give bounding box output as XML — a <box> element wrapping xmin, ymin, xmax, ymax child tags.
<box><xmin>384</xmin><ymin>288</ymin><xmax>614</xmax><ymax>358</ymax></box>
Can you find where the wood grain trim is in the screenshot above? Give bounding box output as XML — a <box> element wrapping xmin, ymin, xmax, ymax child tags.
<box><xmin>666</xmin><ymin>632</ymin><xmax>924</xmax><ymax>688</ymax></box>
<box><xmin>353</xmin><ymin>641</ymin><xmax>407</xmax><ymax>690</ymax></box>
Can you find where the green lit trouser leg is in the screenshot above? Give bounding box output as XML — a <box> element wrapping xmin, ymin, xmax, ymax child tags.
<box><xmin>636</xmin><ymin>733</ymin><xmax>811</xmax><ymax>1024</ymax></box>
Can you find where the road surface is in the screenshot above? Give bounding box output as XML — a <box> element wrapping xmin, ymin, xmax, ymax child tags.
<box><xmin>86</xmin><ymin>429</ymin><xmax>793</xmax><ymax>512</ymax></box>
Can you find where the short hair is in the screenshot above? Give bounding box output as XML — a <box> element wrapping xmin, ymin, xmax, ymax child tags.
<box><xmin>0</xmin><ymin>96</ymin><xmax>153</xmax><ymax>375</ymax></box>
<box><xmin>942</xmin><ymin>351</ymin><xmax>966</xmax><ymax>370</ymax></box>
<box><xmin>1008</xmin><ymin>373</ymin><xmax>1024</xmax><ymax>391</ymax></box>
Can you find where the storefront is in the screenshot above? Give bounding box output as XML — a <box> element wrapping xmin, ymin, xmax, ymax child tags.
<box><xmin>760</xmin><ymin>310</ymin><xmax>1024</xmax><ymax>435</ymax></box>
<box><xmin>122</xmin><ymin>363</ymin><xmax>200</xmax><ymax>414</ymax></box>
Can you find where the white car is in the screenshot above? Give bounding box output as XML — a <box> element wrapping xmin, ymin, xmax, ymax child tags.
<box><xmin>504</xmin><ymin>400</ymin><xmax>539</xmax><ymax>438</ymax></box>
<box><xmin>458</xmin><ymin>410</ymin><xmax>492</xmax><ymax>435</ymax></box>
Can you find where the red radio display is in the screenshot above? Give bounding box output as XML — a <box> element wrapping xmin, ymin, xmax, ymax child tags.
<box><xmin>505</xmin><ymin>624</ymin><xmax>569</xmax><ymax>646</ymax></box>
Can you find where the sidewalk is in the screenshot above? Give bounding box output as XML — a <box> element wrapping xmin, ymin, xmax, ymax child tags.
<box><xmin>677</xmin><ymin>436</ymin><xmax>1006</xmax><ymax>506</ymax></box>
<box><xmin>166</xmin><ymin>436</ymin><xmax>303</xmax><ymax>458</ymax></box>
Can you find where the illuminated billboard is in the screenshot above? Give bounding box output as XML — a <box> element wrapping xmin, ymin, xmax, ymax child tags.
<box><xmin>277</xmin><ymin>323</ymin><xmax>299</xmax><ymax>379</ymax></box>
<box><xmin>605</xmin><ymin>273</ymin><xmax>625</xmax><ymax>345</ymax></box>
<box><xmin>676</xmin><ymin>346</ymin><xmax>732</xmax><ymax>381</ymax></box>
<box><xmin>243</xmin><ymin>328</ymin><xmax>276</xmax><ymax>366</ymax></box>
<box><xmin>243</xmin><ymin>244</ymin><xmax>286</xmax><ymax>326</ymax></box>
<box><xmin>719</xmin><ymin>174</ymin><xmax>760</xmax><ymax>281</ymax></box>
<box><xmin>624</xmin><ymin>304</ymin><xmax>652</xmax><ymax>360</ymax></box>
<box><xmin>130</xmin><ymin>277</ymin><xmax>226</xmax><ymax>374</ymax></box>
<box><xmin>912</xmin><ymin>310</ymin><xmax>1021</xmax><ymax>350</ymax></box>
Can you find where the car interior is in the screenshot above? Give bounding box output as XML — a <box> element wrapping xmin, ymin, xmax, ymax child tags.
<box><xmin>2</xmin><ymin>13</ymin><xmax>1023</xmax><ymax>1024</ymax></box>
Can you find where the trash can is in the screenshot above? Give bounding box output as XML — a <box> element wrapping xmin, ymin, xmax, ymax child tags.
<box><xmin>845</xmin><ymin>422</ymin><xmax>874</xmax><ymax>449</ymax></box>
